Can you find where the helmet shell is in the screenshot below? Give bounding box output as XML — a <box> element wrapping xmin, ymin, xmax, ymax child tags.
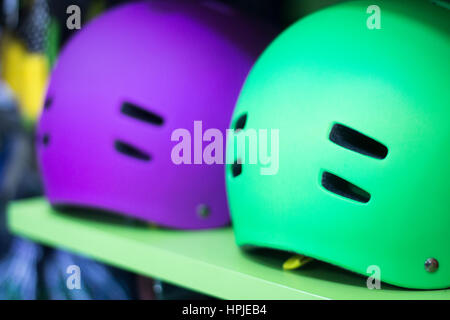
<box><xmin>38</xmin><ymin>0</ymin><xmax>274</xmax><ymax>229</ymax></box>
<box><xmin>226</xmin><ymin>0</ymin><xmax>450</xmax><ymax>288</ymax></box>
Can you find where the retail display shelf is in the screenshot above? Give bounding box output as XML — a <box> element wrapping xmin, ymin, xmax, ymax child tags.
<box><xmin>8</xmin><ymin>198</ymin><xmax>450</xmax><ymax>300</ymax></box>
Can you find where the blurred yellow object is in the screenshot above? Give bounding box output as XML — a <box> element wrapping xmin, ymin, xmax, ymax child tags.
<box><xmin>283</xmin><ymin>254</ymin><xmax>313</xmax><ymax>270</ymax></box>
<box><xmin>1</xmin><ymin>36</ymin><xmax>25</xmax><ymax>97</ymax></box>
<box><xmin>21</xmin><ymin>53</ymin><xmax>49</xmax><ymax>121</ymax></box>
<box><xmin>1</xmin><ymin>34</ymin><xmax>49</xmax><ymax>122</ymax></box>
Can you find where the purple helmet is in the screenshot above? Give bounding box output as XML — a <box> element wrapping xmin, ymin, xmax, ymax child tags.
<box><xmin>37</xmin><ymin>0</ymin><xmax>274</xmax><ymax>229</ymax></box>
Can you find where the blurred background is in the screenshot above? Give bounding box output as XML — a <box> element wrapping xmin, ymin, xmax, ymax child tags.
<box><xmin>3</xmin><ymin>0</ymin><xmax>444</xmax><ymax>300</ymax></box>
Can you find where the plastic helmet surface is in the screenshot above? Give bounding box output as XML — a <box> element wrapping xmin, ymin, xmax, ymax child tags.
<box><xmin>226</xmin><ymin>0</ymin><xmax>450</xmax><ymax>288</ymax></box>
<box><xmin>38</xmin><ymin>0</ymin><xmax>274</xmax><ymax>229</ymax></box>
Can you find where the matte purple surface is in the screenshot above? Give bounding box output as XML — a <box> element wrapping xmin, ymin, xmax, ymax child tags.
<box><xmin>37</xmin><ymin>0</ymin><xmax>274</xmax><ymax>229</ymax></box>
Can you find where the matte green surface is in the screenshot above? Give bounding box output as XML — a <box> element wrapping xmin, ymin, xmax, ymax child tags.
<box><xmin>227</xmin><ymin>0</ymin><xmax>450</xmax><ymax>290</ymax></box>
<box><xmin>8</xmin><ymin>198</ymin><xmax>450</xmax><ymax>299</ymax></box>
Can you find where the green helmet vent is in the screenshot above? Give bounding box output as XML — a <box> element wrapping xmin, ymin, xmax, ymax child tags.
<box><xmin>231</xmin><ymin>160</ymin><xmax>242</xmax><ymax>177</ymax></box>
<box><xmin>329</xmin><ymin>123</ymin><xmax>388</xmax><ymax>160</ymax></box>
<box><xmin>321</xmin><ymin>171</ymin><xmax>371</xmax><ymax>203</ymax></box>
<box><xmin>234</xmin><ymin>113</ymin><xmax>247</xmax><ymax>131</ymax></box>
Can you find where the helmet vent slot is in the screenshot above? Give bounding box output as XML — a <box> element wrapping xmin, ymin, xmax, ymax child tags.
<box><xmin>231</xmin><ymin>160</ymin><xmax>242</xmax><ymax>177</ymax></box>
<box><xmin>329</xmin><ymin>123</ymin><xmax>388</xmax><ymax>159</ymax></box>
<box><xmin>43</xmin><ymin>97</ymin><xmax>53</xmax><ymax>110</ymax></box>
<box><xmin>42</xmin><ymin>134</ymin><xmax>50</xmax><ymax>146</ymax></box>
<box><xmin>321</xmin><ymin>171</ymin><xmax>370</xmax><ymax>203</ymax></box>
<box><xmin>121</xmin><ymin>102</ymin><xmax>164</xmax><ymax>126</ymax></box>
<box><xmin>234</xmin><ymin>114</ymin><xmax>247</xmax><ymax>131</ymax></box>
<box><xmin>114</xmin><ymin>140</ymin><xmax>151</xmax><ymax>161</ymax></box>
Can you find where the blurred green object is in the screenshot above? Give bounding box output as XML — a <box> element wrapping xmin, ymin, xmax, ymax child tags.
<box><xmin>227</xmin><ymin>0</ymin><xmax>450</xmax><ymax>289</ymax></box>
<box><xmin>45</xmin><ymin>18</ymin><xmax>60</xmax><ymax>69</ymax></box>
<box><xmin>8</xmin><ymin>198</ymin><xmax>450</xmax><ymax>299</ymax></box>
<box><xmin>86</xmin><ymin>0</ymin><xmax>107</xmax><ymax>21</ymax></box>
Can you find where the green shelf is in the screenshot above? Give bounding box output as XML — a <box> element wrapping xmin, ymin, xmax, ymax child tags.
<box><xmin>8</xmin><ymin>198</ymin><xmax>450</xmax><ymax>300</ymax></box>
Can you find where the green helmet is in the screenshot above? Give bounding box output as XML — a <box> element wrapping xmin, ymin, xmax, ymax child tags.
<box><xmin>226</xmin><ymin>0</ymin><xmax>450</xmax><ymax>289</ymax></box>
